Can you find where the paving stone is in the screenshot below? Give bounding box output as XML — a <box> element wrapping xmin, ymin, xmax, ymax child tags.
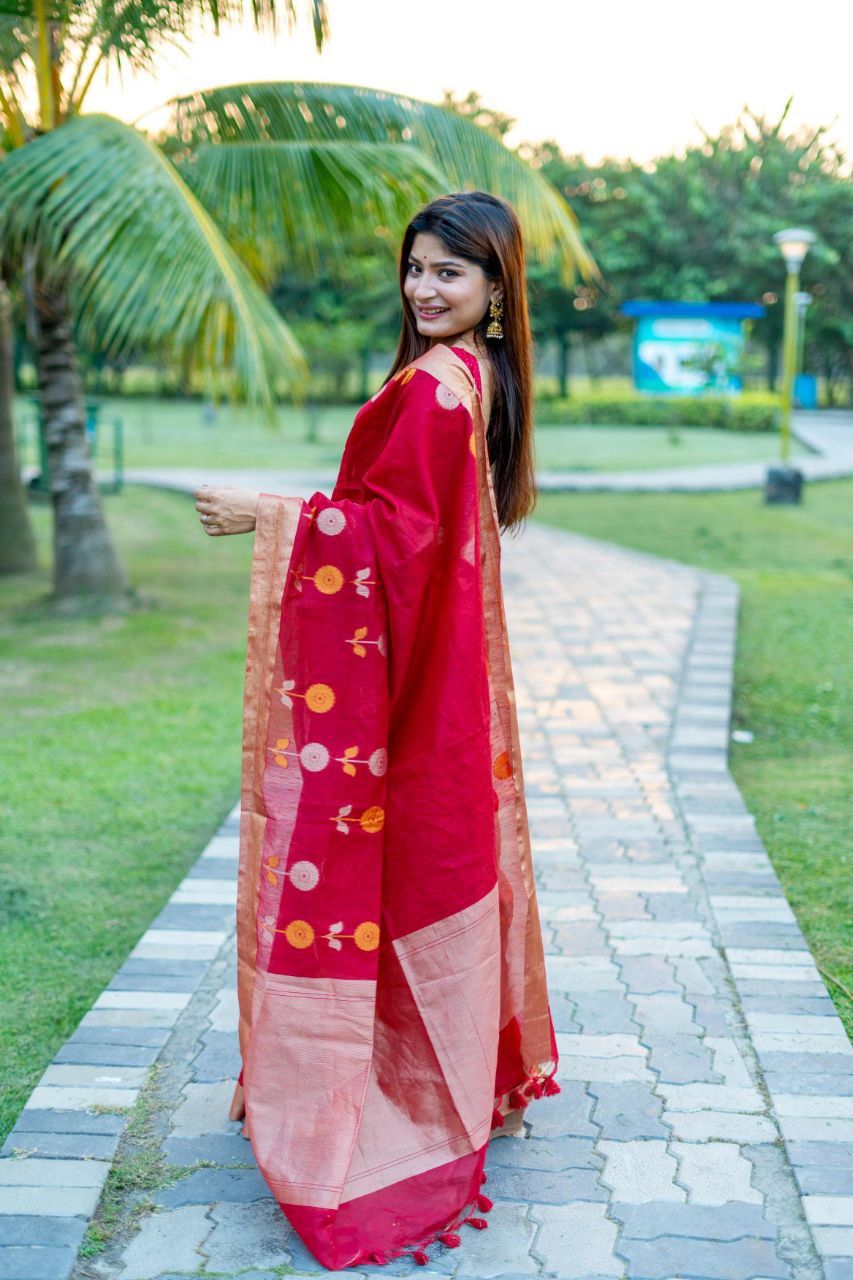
<box><xmin>524</xmin><ymin>1083</ymin><xmax>598</xmax><ymax>1139</ymax></box>
<box><xmin>0</xmin><ymin>1245</ymin><xmax>79</xmax><ymax>1279</ymax></box>
<box><xmin>609</xmin><ymin>1199</ymin><xmax>775</xmax><ymax>1239</ymax></box>
<box><xmin>105</xmin><ymin>973</ymin><xmax>204</xmax><ymax>993</ymax></box>
<box><xmin>824</xmin><ymin>1261</ymin><xmax>853</xmax><ymax>1280</ymax></box>
<box><xmin>169</xmin><ymin>1081</ymin><xmax>239</xmax><ymax>1137</ymax></box>
<box><xmin>485</xmin><ymin>1164</ymin><xmax>607</xmax><ymax>1204</ymax></box>
<box><xmin>655</xmin><ymin>1084</ymin><xmax>764</xmax><ymax>1113</ymax></box>
<box><xmin>615</xmin><ymin>1234</ymin><xmax>790</xmax><ymax>1278</ymax></box>
<box><xmin>614</xmin><ymin>956</ymin><xmax>683</xmax><ymax>993</ymax></box>
<box><xmin>794</xmin><ymin>1166</ymin><xmax>853</xmax><ymax>1195</ymax></box>
<box><xmin>529</xmin><ymin>1202</ymin><xmax>622</xmax><ymax>1277</ymax></box>
<box><xmin>116</xmin><ymin>1204</ymin><xmax>212</xmax><ymax>1278</ymax></box>
<box><xmin>803</xmin><ymin>1195</ymin><xmax>853</xmax><ymax>1226</ymax></box>
<box><xmin>0</xmin><ymin>1157</ymin><xmax>105</xmax><ymax>1186</ymax></box>
<box><xmin>486</xmin><ymin>1136</ymin><xmax>601</xmax><ymax>1174</ymax></box>
<box><xmin>671</xmin><ymin>1140</ymin><xmax>763</xmax><ymax>1205</ymax></box>
<box><xmin>568</xmin><ymin>991</ymin><xmax>640</xmax><ymax>1034</ymax></box>
<box><xmin>0</xmin><ymin>1217</ymin><xmax>87</xmax><ymax>1246</ymax></box>
<box><xmin>52</xmin><ymin>1042</ymin><xmax>162</xmax><ymax>1067</ymax></box>
<box><xmin>588</xmin><ymin>1082</ymin><xmax>668</xmax><ymax>1139</ymax></box>
<box><xmin>644</xmin><ymin>1033</ymin><xmax>722</xmax><ymax>1083</ymax></box>
<box><xmin>630</xmin><ymin>993</ymin><xmax>701</xmax><ymax>1035</ymax></box>
<box><xmin>201</xmin><ymin>1199</ymin><xmax>294</xmax><ymax>1269</ymax></box>
<box><xmin>189</xmin><ymin>1030</ymin><xmax>242</xmax><ymax>1083</ymax></box>
<box><xmin>0</xmin><ymin>1185</ymin><xmax>102</xmax><ymax>1216</ymax></box>
<box><xmin>811</xmin><ymin>1225</ymin><xmax>853</xmax><ymax>1255</ymax></box>
<box><xmin>597</xmin><ymin>1139</ymin><xmax>684</xmax><ymax>1202</ymax></box>
<box><xmin>10</xmin><ymin>1110</ymin><xmax>125</xmax><ymax>1135</ymax></box>
<box><xmin>549</xmin><ymin>997</ymin><xmax>582</xmax><ymax>1033</ymax></box>
<box><xmin>153</xmin><ymin>1166</ymin><xmax>269</xmax><ymax>1206</ymax></box>
<box><xmin>1</xmin><ymin>1130</ymin><xmax>120</xmax><ymax>1161</ymax></box>
<box><xmin>163</xmin><ymin>1132</ymin><xmax>255</xmax><ymax>1167</ymax></box>
<box><xmin>663</xmin><ymin>1111</ymin><xmax>778</xmax><ymax>1142</ymax></box>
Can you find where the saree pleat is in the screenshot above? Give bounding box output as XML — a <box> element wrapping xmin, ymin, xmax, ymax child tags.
<box><xmin>236</xmin><ymin>343</ymin><xmax>557</xmax><ymax>1268</ymax></box>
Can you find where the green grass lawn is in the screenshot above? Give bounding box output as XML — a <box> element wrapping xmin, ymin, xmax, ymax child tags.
<box><xmin>534</xmin><ymin>479</ymin><xmax>853</xmax><ymax>1035</ymax></box>
<box><xmin>14</xmin><ymin>394</ymin><xmax>805</xmax><ymax>474</ymax></box>
<box><xmin>0</xmin><ymin>486</ymin><xmax>252</xmax><ymax>1141</ymax></box>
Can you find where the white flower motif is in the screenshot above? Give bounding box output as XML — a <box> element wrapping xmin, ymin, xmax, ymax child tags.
<box><xmin>355</xmin><ymin>567</ymin><xmax>372</xmax><ymax>599</ymax></box>
<box><xmin>300</xmin><ymin>742</ymin><xmax>330</xmax><ymax>772</ymax></box>
<box><xmin>335</xmin><ymin>803</ymin><xmax>352</xmax><ymax>834</ymax></box>
<box><xmin>369</xmin><ymin>748</ymin><xmax>388</xmax><ymax>777</ymax></box>
<box><xmin>261</xmin><ymin>914</ymin><xmax>276</xmax><ymax>944</ymax></box>
<box><xmin>377</xmin><ymin>632</ymin><xmax>388</xmax><ymax>657</ymax></box>
<box><xmin>435</xmin><ymin>383</ymin><xmax>460</xmax><ymax>411</ymax></box>
<box><xmin>278</xmin><ymin>678</ymin><xmax>295</xmax><ymax>709</ymax></box>
<box><xmin>327</xmin><ymin>921</ymin><xmax>343</xmax><ymax>950</ymax></box>
<box><xmin>288</xmin><ymin>860</ymin><xmax>319</xmax><ymax>891</ymax></box>
<box><xmin>317</xmin><ymin>508</ymin><xmax>346</xmax><ymax>536</ymax></box>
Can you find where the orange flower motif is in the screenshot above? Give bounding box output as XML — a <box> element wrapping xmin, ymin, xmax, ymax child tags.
<box><xmin>395</xmin><ymin>366</ymin><xmax>417</xmax><ymax>385</ymax></box>
<box><xmin>360</xmin><ymin>805</ymin><xmax>385</xmax><ymax>833</ymax></box>
<box><xmin>284</xmin><ymin>920</ymin><xmax>315</xmax><ymax>949</ymax></box>
<box><xmin>313</xmin><ymin>565</ymin><xmax>344</xmax><ymax>595</ymax></box>
<box><xmin>469</xmin><ymin>430</ymin><xmax>477</xmax><ymax>457</ymax></box>
<box><xmin>493</xmin><ymin>751</ymin><xmax>513</xmax><ymax>780</ymax></box>
<box><xmin>305</xmin><ymin>683</ymin><xmax>335</xmax><ymax>713</ymax></box>
<box><xmin>354</xmin><ymin>922</ymin><xmax>380</xmax><ymax>951</ymax></box>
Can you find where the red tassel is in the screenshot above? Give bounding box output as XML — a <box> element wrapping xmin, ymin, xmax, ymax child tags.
<box><xmin>369</xmin><ymin>1252</ymin><xmax>386</xmax><ymax>1264</ymax></box>
<box><xmin>490</xmin><ymin>1107</ymin><xmax>504</xmax><ymax>1128</ymax></box>
<box><xmin>476</xmin><ymin>1193</ymin><xmax>493</xmax><ymax>1212</ymax></box>
<box><xmin>412</xmin><ymin>1251</ymin><xmax>429</xmax><ymax>1266</ymax></box>
<box><xmin>465</xmin><ymin>1215</ymin><xmax>488</xmax><ymax>1230</ymax></box>
<box><xmin>509</xmin><ymin>1087</ymin><xmax>528</xmax><ymax>1110</ymax></box>
<box><xmin>439</xmin><ymin>1232</ymin><xmax>461</xmax><ymax>1248</ymax></box>
<box><xmin>544</xmin><ymin>1076</ymin><xmax>561</xmax><ymax>1096</ymax></box>
<box><xmin>527</xmin><ymin>1079</ymin><xmax>544</xmax><ymax>1099</ymax></box>
<box><xmin>481</xmin><ymin>1170</ymin><xmax>488</xmax><ymax>1184</ymax></box>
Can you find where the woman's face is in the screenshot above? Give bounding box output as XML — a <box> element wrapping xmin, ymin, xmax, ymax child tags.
<box><xmin>403</xmin><ymin>232</ymin><xmax>500</xmax><ymax>345</ymax></box>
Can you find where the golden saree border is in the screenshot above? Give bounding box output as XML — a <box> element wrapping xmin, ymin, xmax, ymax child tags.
<box><xmin>236</xmin><ymin>492</ymin><xmax>304</xmax><ymax>1071</ymax></box>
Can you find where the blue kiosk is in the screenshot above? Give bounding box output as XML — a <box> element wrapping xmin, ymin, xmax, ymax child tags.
<box><xmin>621</xmin><ymin>300</ymin><xmax>765</xmax><ymax>395</ymax></box>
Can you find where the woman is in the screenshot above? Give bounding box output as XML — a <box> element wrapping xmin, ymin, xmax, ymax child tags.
<box><xmin>194</xmin><ymin>191</ymin><xmax>559</xmax><ymax>1270</ymax></box>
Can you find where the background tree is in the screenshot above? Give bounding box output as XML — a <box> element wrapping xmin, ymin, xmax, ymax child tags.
<box><xmin>0</xmin><ymin>6</ymin><xmax>598</xmax><ymax>606</ymax></box>
<box><xmin>531</xmin><ymin>100</ymin><xmax>851</xmax><ymax>397</ymax></box>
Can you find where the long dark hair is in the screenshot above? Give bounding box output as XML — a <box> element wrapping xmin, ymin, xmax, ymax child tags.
<box><xmin>385</xmin><ymin>191</ymin><xmax>536</xmax><ymax>534</ymax></box>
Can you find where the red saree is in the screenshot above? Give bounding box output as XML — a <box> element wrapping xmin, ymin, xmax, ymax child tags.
<box><xmin>235</xmin><ymin>342</ymin><xmax>558</xmax><ymax>1269</ymax></box>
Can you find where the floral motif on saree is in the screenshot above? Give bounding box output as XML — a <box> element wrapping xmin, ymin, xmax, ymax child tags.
<box><xmin>236</xmin><ymin>343</ymin><xmax>558</xmax><ymax>1269</ymax></box>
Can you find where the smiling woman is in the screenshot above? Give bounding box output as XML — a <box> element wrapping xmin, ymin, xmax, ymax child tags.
<box><xmin>194</xmin><ymin>192</ymin><xmax>559</xmax><ymax>1271</ymax></box>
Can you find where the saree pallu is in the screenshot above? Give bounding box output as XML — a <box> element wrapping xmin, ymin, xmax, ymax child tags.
<box><xmin>236</xmin><ymin>343</ymin><xmax>558</xmax><ymax>1270</ymax></box>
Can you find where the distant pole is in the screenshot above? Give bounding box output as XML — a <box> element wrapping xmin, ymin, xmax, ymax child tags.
<box><xmin>779</xmin><ymin>264</ymin><xmax>798</xmax><ymax>463</ymax></box>
<box><xmin>764</xmin><ymin>228</ymin><xmax>815</xmax><ymax>504</ymax></box>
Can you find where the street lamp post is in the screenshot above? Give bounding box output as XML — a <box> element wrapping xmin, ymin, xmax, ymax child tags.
<box><xmin>764</xmin><ymin>227</ymin><xmax>816</xmax><ymax>504</ymax></box>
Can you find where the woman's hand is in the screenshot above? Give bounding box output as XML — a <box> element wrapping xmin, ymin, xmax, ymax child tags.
<box><xmin>194</xmin><ymin>485</ymin><xmax>260</xmax><ymax>536</ymax></box>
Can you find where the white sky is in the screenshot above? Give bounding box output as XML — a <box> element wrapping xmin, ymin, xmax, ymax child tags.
<box><xmin>88</xmin><ymin>0</ymin><xmax>851</xmax><ymax>164</ymax></box>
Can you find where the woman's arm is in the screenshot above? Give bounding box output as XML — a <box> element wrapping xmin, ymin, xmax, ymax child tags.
<box><xmin>194</xmin><ymin>485</ymin><xmax>260</xmax><ymax>535</ymax></box>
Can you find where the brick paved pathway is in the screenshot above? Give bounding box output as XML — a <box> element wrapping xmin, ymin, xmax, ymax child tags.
<box><xmin>3</xmin><ymin>523</ymin><xmax>851</xmax><ymax>1280</ymax></box>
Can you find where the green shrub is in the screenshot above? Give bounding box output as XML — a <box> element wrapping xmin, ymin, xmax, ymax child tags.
<box><xmin>538</xmin><ymin>392</ymin><xmax>780</xmax><ymax>432</ymax></box>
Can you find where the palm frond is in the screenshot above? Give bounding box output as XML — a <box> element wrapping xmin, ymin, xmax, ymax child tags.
<box><xmin>179</xmin><ymin>139</ymin><xmax>445</xmax><ymax>281</ymax></box>
<box><xmin>165</xmin><ymin>80</ymin><xmax>601</xmax><ymax>286</ymax></box>
<box><xmin>0</xmin><ymin>112</ymin><xmax>308</xmax><ymax>406</ymax></box>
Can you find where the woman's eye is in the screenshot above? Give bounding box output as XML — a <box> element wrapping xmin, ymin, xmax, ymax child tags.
<box><xmin>440</xmin><ymin>270</ymin><xmax>458</xmax><ymax>279</ymax></box>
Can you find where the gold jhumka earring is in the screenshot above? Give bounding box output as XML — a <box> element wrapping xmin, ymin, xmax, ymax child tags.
<box><xmin>486</xmin><ymin>296</ymin><xmax>504</xmax><ymax>339</ymax></box>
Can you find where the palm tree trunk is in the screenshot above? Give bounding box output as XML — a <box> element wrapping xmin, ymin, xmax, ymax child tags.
<box><xmin>0</xmin><ymin>279</ymin><xmax>39</xmax><ymax>575</ymax></box>
<box><xmin>32</xmin><ymin>275</ymin><xmax>128</xmax><ymax>603</ymax></box>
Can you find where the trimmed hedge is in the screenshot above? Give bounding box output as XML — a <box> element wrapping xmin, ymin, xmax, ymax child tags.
<box><xmin>537</xmin><ymin>392</ymin><xmax>781</xmax><ymax>432</ymax></box>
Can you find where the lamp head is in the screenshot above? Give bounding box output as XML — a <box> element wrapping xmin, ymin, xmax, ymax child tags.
<box><xmin>773</xmin><ymin>228</ymin><xmax>816</xmax><ymax>273</ymax></box>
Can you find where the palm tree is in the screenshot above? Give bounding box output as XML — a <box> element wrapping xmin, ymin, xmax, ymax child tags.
<box><xmin>0</xmin><ymin>0</ymin><xmax>599</xmax><ymax>606</ymax></box>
